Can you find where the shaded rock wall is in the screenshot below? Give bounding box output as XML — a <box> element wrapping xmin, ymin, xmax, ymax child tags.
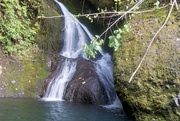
<box><xmin>35</xmin><ymin>0</ymin><xmax>64</xmax><ymax>53</ymax></box>
<box><xmin>113</xmin><ymin>4</ymin><xmax>180</xmax><ymax>121</ymax></box>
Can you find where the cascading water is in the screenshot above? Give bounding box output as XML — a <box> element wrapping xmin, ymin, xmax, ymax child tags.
<box><xmin>56</xmin><ymin>0</ymin><xmax>93</xmax><ymax>58</ymax></box>
<box><xmin>43</xmin><ymin>0</ymin><xmax>121</xmax><ymax>107</ymax></box>
<box><xmin>44</xmin><ymin>59</ymin><xmax>77</xmax><ymax>100</ymax></box>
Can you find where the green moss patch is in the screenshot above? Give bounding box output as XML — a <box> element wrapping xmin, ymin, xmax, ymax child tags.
<box><xmin>0</xmin><ymin>53</ymin><xmax>49</xmax><ymax>97</ymax></box>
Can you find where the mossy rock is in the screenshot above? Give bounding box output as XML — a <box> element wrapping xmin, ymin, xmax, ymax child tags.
<box><xmin>0</xmin><ymin>51</ymin><xmax>49</xmax><ymax>97</ymax></box>
<box><xmin>113</xmin><ymin>3</ymin><xmax>180</xmax><ymax>121</ymax></box>
<box><xmin>35</xmin><ymin>0</ymin><xmax>64</xmax><ymax>53</ymax></box>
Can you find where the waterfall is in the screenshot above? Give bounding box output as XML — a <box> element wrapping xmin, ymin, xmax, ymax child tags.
<box><xmin>56</xmin><ymin>0</ymin><xmax>93</xmax><ymax>58</ymax></box>
<box><xmin>43</xmin><ymin>0</ymin><xmax>121</xmax><ymax>107</ymax></box>
<box><xmin>44</xmin><ymin>59</ymin><xmax>77</xmax><ymax>100</ymax></box>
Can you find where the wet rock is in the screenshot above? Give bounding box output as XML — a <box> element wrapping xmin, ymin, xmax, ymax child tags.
<box><xmin>64</xmin><ymin>59</ymin><xmax>110</xmax><ymax>105</ymax></box>
<box><xmin>39</xmin><ymin>56</ymin><xmax>66</xmax><ymax>97</ymax></box>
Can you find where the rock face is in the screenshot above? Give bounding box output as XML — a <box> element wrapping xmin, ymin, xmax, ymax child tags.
<box><xmin>113</xmin><ymin>3</ymin><xmax>180</xmax><ymax>121</ymax></box>
<box><xmin>35</xmin><ymin>0</ymin><xmax>64</xmax><ymax>53</ymax></box>
<box><xmin>64</xmin><ymin>59</ymin><xmax>109</xmax><ymax>105</ymax></box>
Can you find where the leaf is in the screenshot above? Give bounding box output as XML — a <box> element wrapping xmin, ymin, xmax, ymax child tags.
<box><xmin>118</xmin><ymin>28</ymin><xmax>123</xmax><ymax>33</ymax></box>
<box><xmin>109</xmin><ymin>36</ymin><xmax>114</xmax><ymax>41</ymax></box>
<box><xmin>95</xmin><ymin>35</ymin><xmax>100</xmax><ymax>38</ymax></box>
<box><xmin>116</xmin><ymin>33</ymin><xmax>121</xmax><ymax>39</ymax></box>
<box><xmin>82</xmin><ymin>44</ymin><xmax>88</xmax><ymax>52</ymax></box>
<box><xmin>154</xmin><ymin>1</ymin><xmax>160</xmax><ymax>9</ymax></box>
<box><xmin>73</xmin><ymin>14</ymin><xmax>77</xmax><ymax>18</ymax></box>
<box><xmin>130</xmin><ymin>0</ymin><xmax>134</xmax><ymax>5</ymax></box>
<box><xmin>95</xmin><ymin>45</ymin><xmax>101</xmax><ymax>51</ymax></box>
<box><xmin>99</xmin><ymin>39</ymin><xmax>104</xmax><ymax>45</ymax></box>
<box><xmin>78</xmin><ymin>13</ymin><xmax>81</xmax><ymax>16</ymax></box>
<box><xmin>114</xmin><ymin>30</ymin><xmax>118</xmax><ymax>34</ymax></box>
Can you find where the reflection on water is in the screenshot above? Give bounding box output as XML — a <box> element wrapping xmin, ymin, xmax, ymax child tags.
<box><xmin>0</xmin><ymin>98</ymin><xmax>134</xmax><ymax>121</ymax></box>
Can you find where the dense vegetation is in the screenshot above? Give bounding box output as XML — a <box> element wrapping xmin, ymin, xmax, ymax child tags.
<box><xmin>0</xmin><ymin>0</ymin><xmax>41</xmax><ymax>55</ymax></box>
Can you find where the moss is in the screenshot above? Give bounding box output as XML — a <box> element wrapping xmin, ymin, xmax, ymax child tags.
<box><xmin>113</xmin><ymin>3</ymin><xmax>180</xmax><ymax>121</ymax></box>
<box><xmin>35</xmin><ymin>0</ymin><xmax>64</xmax><ymax>53</ymax></box>
<box><xmin>0</xmin><ymin>53</ymin><xmax>49</xmax><ymax>97</ymax></box>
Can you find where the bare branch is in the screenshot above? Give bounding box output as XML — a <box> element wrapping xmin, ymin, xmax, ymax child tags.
<box><xmin>41</xmin><ymin>4</ymin><xmax>169</xmax><ymax>19</ymax></box>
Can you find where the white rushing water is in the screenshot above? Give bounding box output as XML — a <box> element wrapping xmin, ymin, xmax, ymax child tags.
<box><xmin>44</xmin><ymin>60</ymin><xmax>77</xmax><ymax>101</ymax></box>
<box><xmin>43</xmin><ymin>0</ymin><xmax>122</xmax><ymax>108</ymax></box>
<box><xmin>56</xmin><ymin>0</ymin><xmax>93</xmax><ymax>58</ymax></box>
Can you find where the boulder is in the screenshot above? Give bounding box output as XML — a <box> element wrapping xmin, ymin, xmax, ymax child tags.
<box><xmin>64</xmin><ymin>58</ymin><xmax>110</xmax><ymax>105</ymax></box>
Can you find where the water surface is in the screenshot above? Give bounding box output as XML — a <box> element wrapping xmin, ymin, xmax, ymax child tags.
<box><xmin>0</xmin><ymin>98</ymin><xmax>134</xmax><ymax>121</ymax></box>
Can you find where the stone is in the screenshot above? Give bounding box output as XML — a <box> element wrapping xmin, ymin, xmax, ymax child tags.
<box><xmin>64</xmin><ymin>58</ymin><xmax>112</xmax><ymax>105</ymax></box>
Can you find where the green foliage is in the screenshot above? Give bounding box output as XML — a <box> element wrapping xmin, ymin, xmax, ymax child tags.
<box><xmin>114</xmin><ymin>0</ymin><xmax>136</xmax><ymax>11</ymax></box>
<box><xmin>85</xmin><ymin>14</ymin><xmax>94</xmax><ymax>23</ymax></box>
<box><xmin>82</xmin><ymin>35</ymin><xmax>104</xmax><ymax>58</ymax></box>
<box><xmin>154</xmin><ymin>1</ymin><xmax>160</xmax><ymax>9</ymax></box>
<box><xmin>83</xmin><ymin>24</ymin><xmax>130</xmax><ymax>58</ymax></box>
<box><xmin>109</xmin><ymin>24</ymin><xmax>131</xmax><ymax>51</ymax></box>
<box><xmin>0</xmin><ymin>0</ymin><xmax>40</xmax><ymax>55</ymax></box>
<box><xmin>82</xmin><ymin>0</ymin><xmax>162</xmax><ymax>58</ymax></box>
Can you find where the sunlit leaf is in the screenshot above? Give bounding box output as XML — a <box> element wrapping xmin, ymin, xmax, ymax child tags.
<box><xmin>130</xmin><ymin>0</ymin><xmax>134</xmax><ymax>5</ymax></box>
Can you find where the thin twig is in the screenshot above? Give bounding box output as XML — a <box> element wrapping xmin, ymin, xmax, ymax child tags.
<box><xmin>111</xmin><ymin>4</ymin><xmax>169</xmax><ymax>18</ymax></box>
<box><xmin>128</xmin><ymin>0</ymin><xmax>176</xmax><ymax>83</ymax></box>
